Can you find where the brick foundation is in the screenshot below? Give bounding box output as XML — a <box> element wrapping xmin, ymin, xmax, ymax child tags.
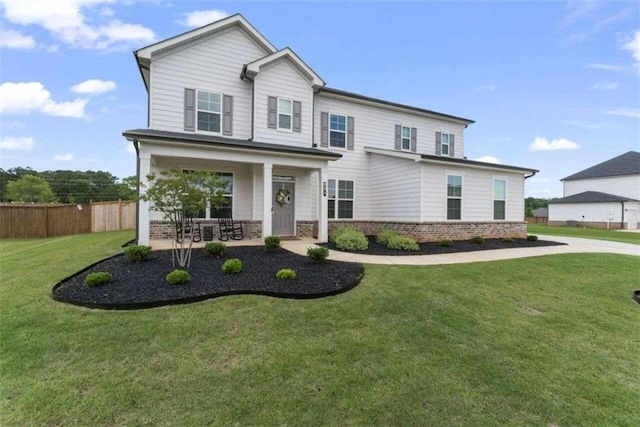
<box><xmin>328</xmin><ymin>220</ymin><xmax>527</xmax><ymax>242</ymax></box>
<box><xmin>150</xmin><ymin>220</ymin><xmax>262</xmax><ymax>241</ymax></box>
<box><xmin>548</xmin><ymin>220</ymin><xmax>624</xmax><ymax>230</ymax></box>
<box><xmin>296</xmin><ymin>221</ymin><xmax>318</xmax><ymax>238</ymax></box>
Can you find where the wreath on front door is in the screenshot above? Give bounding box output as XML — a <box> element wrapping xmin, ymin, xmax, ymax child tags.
<box><xmin>275</xmin><ymin>189</ymin><xmax>291</xmax><ymax>206</ymax></box>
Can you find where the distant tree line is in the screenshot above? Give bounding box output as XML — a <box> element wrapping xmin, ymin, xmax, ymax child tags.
<box><xmin>524</xmin><ymin>197</ymin><xmax>549</xmax><ymax>217</ymax></box>
<box><xmin>0</xmin><ymin>167</ymin><xmax>137</xmax><ymax>204</ymax></box>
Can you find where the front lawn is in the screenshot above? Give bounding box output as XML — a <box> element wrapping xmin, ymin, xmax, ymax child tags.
<box><xmin>528</xmin><ymin>223</ymin><xmax>640</xmax><ymax>245</ymax></box>
<box><xmin>1</xmin><ymin>232</ymin><xmax>639</xmax><ymax>425</ymax></box>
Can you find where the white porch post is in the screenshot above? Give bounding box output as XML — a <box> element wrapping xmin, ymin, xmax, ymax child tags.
<box><xmin>318</xmin><ymin>167</ymin><xmax>328</xmax><ymax>242</ymax></box>
<box><xmin>262</xmin><ymin>163</ymin><xmax>273</xmax><ymax>238</ymax></box>
<box><xmin>138</xmin><ymin>154</ymin><xmax>152</xmax><ymax>245</ymax></box>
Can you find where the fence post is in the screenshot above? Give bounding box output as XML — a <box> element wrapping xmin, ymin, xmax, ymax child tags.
<box><xmin>44</xmin><ymin>205</ymin><xmax>49</xmax><ymax>238</ymax></box>
<box><xmin>118</xmin><ymin>199</ymin><xmax>123</xmax><ymax>231</ymax></box>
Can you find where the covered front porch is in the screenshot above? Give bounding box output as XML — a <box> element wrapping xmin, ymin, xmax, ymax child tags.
<box><xmin>124</xmin><ymin>129</ymin><xmax>341</xmax><ymax>246</ymax></box>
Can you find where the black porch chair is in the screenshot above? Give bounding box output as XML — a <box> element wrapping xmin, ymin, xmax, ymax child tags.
<box><xmin>175</xmin><ymin>210</ymin><xmax>202</xmax><ymax>243</ymax></box>
<box><xmin>217</xmin><ymin>211</ymin><xmax>244</xmax><ymax>241</ymax></box>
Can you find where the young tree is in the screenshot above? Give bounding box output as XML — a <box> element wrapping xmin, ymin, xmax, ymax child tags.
<box><xmin>6</xmin><ymin>175</ymin><xmax>57</xmax><ymax>203</ymax></box>
<box><xmin>139</xmin><ymin>168</ymin><xmax>227</xmax><ymax>268</ymax></box>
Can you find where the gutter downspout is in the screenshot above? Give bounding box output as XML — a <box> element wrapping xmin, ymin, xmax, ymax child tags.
<box><xmin>240</xmin><ymin>65</ymin><xmax>255</xmax><ymax>141</ymax></box>
<box><xmin>524</xmin><ymin>171</ymin><xmax>537</xmax><ymax>180</ymax></box>
<box><xmin>133</xmin><ymin>139</ymin><xmax>140</xmax><ymax>244</ymax></box>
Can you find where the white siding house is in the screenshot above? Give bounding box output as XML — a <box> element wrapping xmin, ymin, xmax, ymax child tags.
<box><xmin>124</xmin><ymin>14</ymin><xmax>537</xmax><ymax>245</ymax></box>
<box><xmin>548</xmin><ymin>151</ymin><xmax>640</xmax><ymax>229</ymax></box>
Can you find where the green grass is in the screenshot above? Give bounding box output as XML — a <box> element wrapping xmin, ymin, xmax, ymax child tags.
<box><xmin>2</xmin><ymin>231</ymin><xmax>639</xmax><ymax>425</ymax></box>
<box><xmin>528</xmin><ymin>223</ymin><xmax>640</xmax><ymax>245</ymax></box>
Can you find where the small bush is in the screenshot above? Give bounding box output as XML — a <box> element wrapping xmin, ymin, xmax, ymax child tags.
<box><xmin>386</xmin><ymin>235</ymin><xmax>420</xmax><ymax>251</ymax></box>
<box><xmin>264</xmin><ymin>236</ymin><xmax>281</xmax><ymax>251</ymax></box>
<box><xmin>527</xmin><ymin>234</ymin><xmax>539</xmax><ymax>242</ymax></box>
<box><xmin>166</xmin><ymin>269</ymin><xmax>190</xmax><ymax>285</ymax></box>
<box><xmin>329</xmin><ymin>225</ymin><xmax>358</xmax><ymax>243</ymax></box>
<box><xmin>471</xmin><ymin>235</ymin><xmax>485</xmax><ymax>245</ymax></box>
<box><xmin>440</xmin><ymin>239</ymin><xmax>453</xmax><ymax>247</ymax></box>
<box><xmin>307</xmin><ymin>246</ymin><xmax>329</xmax><ymax>262</ymax></box>
<box><xmin>276</xmin><ymin>268</ymin><xmax>296</xmax><ymax>280</ymax></box>
<box><xmin>376</xmin><ymin>229</ymin><xmax>397</xmax><ymax>246</ymax></box>
<box><xmin>204</xmin><ymin>242</ymin><xmax>226</xmax><ymax>257</ymax></box>
<box><xmin>502</xmin><ymin>237</ymin><xmax>515</xmax><ymax>243</ymax></box>
<box><xmin>84</xmin><ymin>271</ymin><xmax>112</xmax><ymax>287</ymax></box>
<box><xmin>124</xmin><ymin>245</ymin><xmax>151</xmax><ymax>263</ymax></box>
<box><xmin>222</xmin><ymin>258</ymin><xmax>243</xmax><ymax>274</ymax></box>
<box><xmin>334</xmin><ymin>228</ymin><xmax>369</xmax><ymax>251</ymax></box>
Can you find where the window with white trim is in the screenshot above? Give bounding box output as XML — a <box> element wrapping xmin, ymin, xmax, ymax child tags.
<box><xmin>401</xmin><ymin>126</ymin><xmax>411</xmax><ymax>150</ymax></box>
<box><xmin>328</xmin><ymin>179</ymin><xmax>353</xmax><ymax>219</ymax></box>
<box><xmin>441</xmin><ymin>133</ymin><xmax>451</xmax><ymax>156</ymax></box>
<box><xmin>197</xmin><ymin>91</ymin><xmax>222</xmax><ymax>133</ymax></box>
<box><xmin>183</xmin><ymin>170</ymin><xmax>233</xmax><ymax>219</ymax></box>
<box><xmin>278</xmin><ymin>98</ymin><xmax>292</xmax><ymax>130</ymax></box>
<box><xmin>329</xmin><ymin>114</ymin><xmax>347</xmax><ymax>148</ymax></box>
<box><xmin>493</xmin><ymin>179</ymin><xmax>506</xmax><ymax>220</ymax></box>
<box><xmin>446</xmin><ymin>174</ymin><xmax>462</xmax><ymax>220</ymax></box>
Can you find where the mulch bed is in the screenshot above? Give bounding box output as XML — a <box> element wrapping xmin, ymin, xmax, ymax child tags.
<box><xmin>52</xmin><ymin>246</ymin><xmax>364</xmax><ymax>310</ymax></box>
<box><xmin>321</xmin><ymin>236</ymin><xmax>566</xmax><ymax>256</ymax></box>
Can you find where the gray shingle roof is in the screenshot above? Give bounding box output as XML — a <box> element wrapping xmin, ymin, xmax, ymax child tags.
<box><xmin>549</xmin><ymin>191</ymin><xmax>639</xmax><ymax>204</ymax></box>
<box><xmin>562</xmin><ymin>151</ymin><xmax>640</xmax><ymax>181</ymax></box>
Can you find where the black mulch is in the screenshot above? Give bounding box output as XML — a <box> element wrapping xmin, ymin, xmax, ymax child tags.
<box><xmin>321</xmin><ymin>236</ymin><xmax>566</xmax><ymax>256</ymax></box>
<box><xmin>52</xmin><ymin>247</ymin><xmax>364</xmax><ymax>310</ymax></box>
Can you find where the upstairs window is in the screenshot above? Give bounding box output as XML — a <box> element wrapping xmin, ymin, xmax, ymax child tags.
<box><xmin>493</xmin><ymin>179</ymin><xmax>506</xmax><ymax>220</ymax></box>
<box><xmin>446</xmin><ymin>174</ymin><xmax>462</xmax><ymax>220</ymax></box>
<box><xmin>278</xmin><ymin>98</ymin><xmax>292</xmax><ymax>130</ymax></box>
<box><xmin>328</xmin><ymin>179</ymin><xmax>354</xmax><ymax>219</ymax></box>
<box><xmin>441</xmin><ymin>133</ymin><xmax>451</xmax><ymax>156</ymax></box>
<box><xmin>401</xmin><ymin>126</ymin><xmax>411</xmax><ymax>151</ymax></box>
<box><xmin>329</xmin><ymin>114</ymin><xmax>347</xmax><ymax>148</ymax></box>
<box><xmin>197</xmin><ymin>91</ymin><xmax>222</xmax><ymax>133</ymax></box>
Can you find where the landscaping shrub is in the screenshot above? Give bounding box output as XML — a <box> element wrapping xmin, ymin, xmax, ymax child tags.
<box><xmin>440</xmin><ymin>239</ymin><xmax>453</xmax><ymax>247</ymax></box>
<box><xmin>264</xmin><ymin>236</ymin><xmax>281</xmax><ymax>251</ymax></box>
<box><xmin>84</xmin><ymin>272</ymin><xmax>112</xmax><ymax>287</ymax></box>
<box><xmin>527</xmin><ymin>234</ymin><xmax>539</xmax><ymax>242</ymax></box>
<box><xmin>502</xmin><ymin>237</ymin><xmax>515</xmax><ymax>243</ymax></box>
<box><xmin>471</xmin><ymin>236</ymin><xmax>485</xmax><ymax>245</ymax></box>
<box><xmin>307</xmin><ymin>246</ymin><xmax>329</xmax><ymax>262</ymax></box>
<box><xmin>329</xmin><ymin>225</ymin><xmax>358</xmax><ymax>243</ymax></box>
<box><xmin>124</xmin><ymin>245</ymin><xmax>151</xmax><ymax>263</ymax></box>
<box><xmin>222</xmin><ymin>258</ymin><xmax>243</xmax><ymax>274</ymax></box>
<box><xmin>334</xmin><ymin>228</ymin><xmax>369</xmax><ymax>251</ymax></box>
<box><xmin>166</xmin><ymin>269</ymin><xmax>190</xmax><ymax>285</ymax></box>
<box><xmin>376</xmin><ymin>229</ymin><xmax>397</xmax><ymax>246</ymax></box>
<box><xmin>276</xmin><ymin>268</ymin><xmax>296</xmax><ymax>280</ymax></box>
<box><xmin>204</xmin><ymin>242</ymin><xmax>226</xmax><ymax>257</ymax></box>
<box><xmin>386</xmin><ymin>235</ymin><xmax>420</xmax><ymax>251</ymax></box>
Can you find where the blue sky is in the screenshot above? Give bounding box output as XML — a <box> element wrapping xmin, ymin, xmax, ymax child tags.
<box><xmin>1</xmin><ymin>0</ymin><xmax>638</xmax><ymax>198</ymax></box>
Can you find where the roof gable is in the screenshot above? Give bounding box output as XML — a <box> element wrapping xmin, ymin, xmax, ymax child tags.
<box><xmin>562</xmin><ymin>151</ymin><xmax>640</xmax><ymax>181</ymax></box>
<box><xmin>242</xmin><ymin>48</ymin><xmax>324</xmax><ymax>89</ymax></box>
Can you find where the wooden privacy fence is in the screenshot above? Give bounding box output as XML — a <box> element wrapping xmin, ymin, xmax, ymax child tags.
<box><xmin>526</xmin><ymin>216</ymin><xmax>548</xmax><ymax>224</ymax></box>
<box><xmin>0</xmin><ymin>201</ymin><xmax>136</xmax><ymax>239</ymax></box>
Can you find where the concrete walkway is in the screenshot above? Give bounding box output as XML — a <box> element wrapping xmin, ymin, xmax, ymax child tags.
<box><xmin>281</xmin><ymin>235</ymin><xmax>640</xmax><ymax>265</ymax></box>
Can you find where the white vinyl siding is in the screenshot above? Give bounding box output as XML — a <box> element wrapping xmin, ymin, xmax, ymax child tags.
<box><xmin>369</xmin><ymin>153</ymin><xmax>421</xmax><ymax>220</ymax></box>
<box><xmin>549</xmin><ymin>202</ymin><xmax>636</xmax><ymax>225</ymax></box>
<box><xmin>563</xmin><ymin>175</ymin><xmax>640</xmax><ymax>200</ymax></box>
<box><xmin>150</xmin><ymin>27</ymin><xmax>267</xmax><ymax>139</ymax></box>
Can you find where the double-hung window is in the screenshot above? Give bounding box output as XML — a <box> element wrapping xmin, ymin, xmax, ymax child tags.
<box><xmin>329</xmin><ymin>114</ymin><xmax>347</xmax><ymax>148</ymax></box>
<box><xmin>197</xmin><ymin>91</ymin><xmax>222</xmax><ymax>133</ymax></box>
<box><xmin>211</xmin><ymin>173</ymin><xmax>234</xmax><ymax>218</ymax></box>
<box><xmin>441</xmin><ymin>133</ymin><xmax>451</xmax><ymax>156</ymax></box>
<box><xmin>446</xmin><ymin>174</ymin><xmax>462</xmax><ymax>220</ymax></box>
<box><xmin>493</xmin><ymin>179</ymin><xmax>506</xmax><ymax>220</ymax></box>
<box><xmin>401</xmin><ymin>126</ymin><xmax>411</xmax><ymax>150</ymax></box>
<box><xmin>328</xmin><ymin>179</ymin><xmax>354</xmax><ymax>219</ymax></box>
<box><xmin>278</xmin><ymin>98</ymin><xmax>292</xmax><ymax>130</ymax></box>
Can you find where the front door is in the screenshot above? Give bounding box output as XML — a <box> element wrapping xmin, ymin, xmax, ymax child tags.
<box><xmin>272</xmin><ymin>181</ymin><xmax>295</xmax><ymax>236</ymax></box>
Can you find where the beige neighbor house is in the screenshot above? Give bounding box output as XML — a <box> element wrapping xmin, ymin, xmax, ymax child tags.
<box><xmin>548</xmin><ymin>151</ymin><xmax>640</xmax><ymax>230</ymax></box>
<box><xmin>123</xmin><ymin>14</ymin><xmax>537</xmax><ymax>245</ymax></box>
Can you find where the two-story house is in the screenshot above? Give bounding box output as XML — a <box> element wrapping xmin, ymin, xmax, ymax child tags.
<box><xmin>124</xmin><ymin>14</ymin><xmax>537</xmax><ymax>245</ymax></box>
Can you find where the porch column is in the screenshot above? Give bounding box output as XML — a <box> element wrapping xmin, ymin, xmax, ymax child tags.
<box><xmin>138</xmin><ymin>154</ymin><xmax>152</xmax><ymax>245</ymax></box>
<box><xmin>262</xmin><ymin>162</ymin><xmax>273</xmax><ymax>238</ymax></box>
<box><xmin>318</xmin><ymin>167</ymin><xmax>328</xmax><ymax>242</ymax></box>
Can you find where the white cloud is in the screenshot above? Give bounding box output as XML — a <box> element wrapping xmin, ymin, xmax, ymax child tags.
<box><xmin>529</xmin><ymin>137</ymin><xmax>580</xmax><ymax>151</ymax></box>
<box><xmin>54</xmin><ymin>153</ymin><xmax>74</xmax><ymax>161</ymax></box>
<box><xmin>474</xmin><ymin>156</ymin><xmax>501</xmax><ymax>164</ymax></box>
<box><xmin>585</xmin><ymin>63</ymin><xmax>626</xmax><ymax>72</ymax></box>
<box><xmin>0</xmin><ymin>136</ymin><xmax>35</xmax><ymax>150</ymax></box>
<box><xmin>71</xmin><ymin>79</ymin><xmax>116</xmax><ymax>94</ymax></box>
<box><xmin>0</xmin><ymin>0</ymin><xmax>156</xmax><ymax>50</ymax></box>
<box><xmin>179</xmin><ymin>9</ymin><xmax>229</xmax><ymax>28</ymax></box>
<box><xmin>0</xmin><ymin>28</ymin><xmax>35</xmax><ymax>49</ymax></box>
<box><xmin>473</xmin><ymin>84</ymin><xmax>499</xmax><ymax>92</ymax></box>
<box><xmin>591</xmin><ymin>81</ymin><xmax>618</xmax><ymax>90</ymax></box>
<box><xmin>0</xmin><ymin>81</ymin><xmax>88</xmax><ymax>118</ymax></box>
<box><xmin>623</xmin><ymin>29</ymin><xmax>640</xmax><ymax>69</ymax></box>
<box><xmin>605</xmin><ymin>107</ymin><xmax>640</xmax><ymax>118</ymax></box>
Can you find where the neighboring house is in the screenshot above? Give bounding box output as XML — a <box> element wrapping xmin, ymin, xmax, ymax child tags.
<box><xmin>548</xmin><ymin>151</ymin><xmax>640</xmax><ymax>230</ymax></box>
<box><xmin>532</xmin><ymin>207</ymin><xmax>548</xmax><ymax>218</ymax></box>
<box><xmin>124</xmin><ymin>14</ymin><xmax>537</xmax><ymax>245</ymax></box>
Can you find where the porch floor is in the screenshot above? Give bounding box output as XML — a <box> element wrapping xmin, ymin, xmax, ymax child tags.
<box><xmin>150</xmin><ymin>237</ymin><xmax>319</xmax><ymax>251</ymax></box>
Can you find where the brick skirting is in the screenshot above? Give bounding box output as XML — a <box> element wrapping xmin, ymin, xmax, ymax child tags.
<box><xmin>150</xmin><ymin>220</ymin><xmax>262</xmax><ymax>241</ymax></box>
<box><xmin>548</xmin><ymin>220</ymin><xmax>624</xmax><ymax>230</ymax></box>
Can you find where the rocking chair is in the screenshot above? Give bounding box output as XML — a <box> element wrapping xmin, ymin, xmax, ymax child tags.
<box><xmin>175</xmin><ymin>210</ymin><xmax>202</xmax><ymax>243</ymax></box>
<box><xmin>217</xmin><ymin>211</ymin><xmax>243</xmax><ymax>241</ymax></box>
